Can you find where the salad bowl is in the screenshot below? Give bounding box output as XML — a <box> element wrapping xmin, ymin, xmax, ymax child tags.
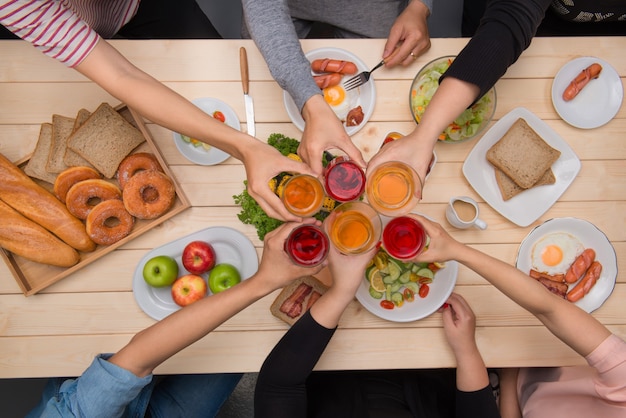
<box><xmin>409</xmin><ymin>55</ymin><xmax>496</xmax><ymax>143</ymax></box>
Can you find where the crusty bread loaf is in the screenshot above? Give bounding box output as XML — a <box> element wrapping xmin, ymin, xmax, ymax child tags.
<box><xmin>64</xmin><ymin>108</ymin><xmax>95</xmax><ymax>168</ymax></box>
<box><xmin>494</xmin><ymin>167</ymin><xmax>555</xmax><ymax>201</ymax></box>
<box><xmin>270</xmin><ymin>275</ymin><xmax>328</xmax><ymax>325</ymax></box>
<box><xmin>486</xmin><ymin>119</ymin><xmax>561</xmax><ymax>189</ymax></box>
<box><xmin>24</xmin><ymin>123</ymin><xmax>57</xmax><ymax>184</ymax></box>
<box><xmin>67</xmin><ymin>103</ymin><xmax>145</xmax><ymax>178</ymax></box>
<box><xmin>46</xmin><ymin>114</ymin><xmax>75</xmax><ymax>174</ymax></box>
<box><xmin>0</xmin><ymin>200</ymin><xmax>80</xmax><ymax>267</ymax></box>
<box><xmin>0</xmin><ymin>152</ymin><xmax>96</xmax><ymax>253</ymax></box>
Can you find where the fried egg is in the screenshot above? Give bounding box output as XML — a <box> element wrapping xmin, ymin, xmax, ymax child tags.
<box><xmin>323</xmin><ymin>84</ymin><xmax>358</xmax><ymax>121</ymax></box>
<box><xmin>531</xmin><ymin>232</ymin><xmax>584</xmax><ymax>275</ymax></box>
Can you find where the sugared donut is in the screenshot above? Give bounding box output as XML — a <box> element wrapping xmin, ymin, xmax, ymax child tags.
<box><xmin>86</xmin><ymin>199</ymin><xmax>134</xmax><ymax>245</ymax></box>
<box><xmin>66</xmin><ymin>179</ymin><xmax>122</xmax><ymax>220</ymax></box>
<box><xmin>117</xmin><ymin>152</ymin><xmax>163</xmax><ymax>190</ymax></box>
<box><xmin>122</xmin><ymin>170</ymin><xmax>175</xmax><ymax>219</ymax></box>
<box><xmin>54</xmin><ymin>166</ymin><xmax>101</xmax><ymax>203</ymax></box>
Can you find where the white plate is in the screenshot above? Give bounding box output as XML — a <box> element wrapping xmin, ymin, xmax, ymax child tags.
<box><xmin>355</xmin><ymin>214</ymin><xmax>458</xmax><ymax>322</ymax></box>
<box><xmin>551</xmin><ymin>56</ymin><xmax>623</xmax><ymax>129</ymax></box>
<box><xmin>283</xmin><ymin>47</ymin><xmax>376</xmax><ymax>136</ymax></box>
<box><xmin>133</xmin><ymin>226</ymin><xmax>258</xmax><ymax>320</ymax></box>
<box><xmin>463</xmin><ymin>107</ymin><xmax>581</xmax><ymax>227</ymax></box>
<box><xmin>515</xmin><ymin>218</ymin><xmax>617</xmax><ymax>313</ymax></box>
<box><xmin>172</xmin><ymin>97</ymin><xmax>240</xmax><ymax>165</ymax></box>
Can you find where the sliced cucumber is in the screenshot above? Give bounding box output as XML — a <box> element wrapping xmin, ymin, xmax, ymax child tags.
<box><xmin>391</xmin><ymin>292</ymin><xmax>404</xmax><ymax>307</ymax></box>
<box><xmin>398</xmin><ymin>270</ymin><xmax>412</xmax><ymax>284</ymax></box>
<box><xmin>387</xmin><ymin>260</ymin><xmax>402</xmax><ymax>281</ymax></box>
<box><xmin>368</xmin><ymin>287</ymin><xmax>383</xmax><ymax>299</ymax></box>
<box><xmin>404</xmin><ymin>282</ymin><xmax>420</xmax><ymax>293</ymax></box>
<box><xmin>417</xmin><ymin>267</ymin><xmax>434</xmax><ymax>280</ymax></box>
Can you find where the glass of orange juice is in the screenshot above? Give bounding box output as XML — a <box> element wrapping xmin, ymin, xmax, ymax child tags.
<box><xmin>365</xmin><ymin>161</ymin><xmax>422</xmax><ymax>217</ymax></box>
<box><xmin>323</xmin><ymin>201</ymin><xmax>382</xmax><ymax>254</ymax></box>
<box><xmin>279</xmin><ymin>174</ymin><xmax>325</xmax><ymax>217</ymax></box>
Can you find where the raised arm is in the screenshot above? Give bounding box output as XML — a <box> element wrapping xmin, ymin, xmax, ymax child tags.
<box><xmin>109</xmin><ymin>221</ymin><xmax>325</xmax><ymax>377</ymax></box>
<box><xmin>412</xmin><ymin>214</ymin><xmax>612</xmax><ymax>358</ymax></box>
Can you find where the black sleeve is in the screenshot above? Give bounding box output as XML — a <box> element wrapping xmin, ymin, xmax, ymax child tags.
<box><xmin>254</xmin><ymin>310</ymin><xmax>336</xmax><ymax>418</ymax></box>
<box><xmin>443</xmin><ymin>0</ymin><xmax>552</xmax><ymax>100</ymax></box>
<box><xmin>455</xmin><ymin>385</ymin><xmax>501</xmax><ymax>418</ymax></box>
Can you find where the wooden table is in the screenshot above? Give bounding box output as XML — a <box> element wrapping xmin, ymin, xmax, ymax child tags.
<box><xmin>0</xmin><ymin>38</ymin><xmax>624</xmax><ymax>379</ymax></box>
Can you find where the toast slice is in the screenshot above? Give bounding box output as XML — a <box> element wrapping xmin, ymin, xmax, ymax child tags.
<box><xmin>24</xmin><ymin>123</ymin><xmax>57</xmax><ymax>184</ymax></box>
<box><xmin>63</xmin><ymin>108</ymin><xmax>95</xmax><ymax>169</ymax></box>
<box><xmin>494</xmin><ymin>167</ymin><xmax>556</xmax><ymax>201</ymax></box>
<box><xmin>486</xmin><ymin>118</ymin><xmax>561</xmax><ymax>189</ymax></box>
<box><xmin>46</xmin><ymin>114</ymin><xmax>75</xmax><ymax>173</ymax></box>
<box><xmin>67</xmin><ymin>103</ymin><xmax>145</xmax><ymax>178</ymax></box>
<box><xmin>270</xmin><ymin>276</ymin><xmax>328</xmax><ymax>325</ymax></box>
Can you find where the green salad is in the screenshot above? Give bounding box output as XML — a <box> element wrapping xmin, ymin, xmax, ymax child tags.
<box><xmin>410</xmin><ymin>57</ymin><xmax>494</xmax><ymax>142</ymax></box>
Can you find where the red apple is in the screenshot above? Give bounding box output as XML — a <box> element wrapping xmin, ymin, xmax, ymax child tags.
<box><xmin>171</xmin><ymin>274</ymin><xmax>207</xmax><ymax>307</ymax></box>
<box><xmin>181</xmin><ymin>240</ymin><xmax>216</xmax><ymax>274</ymax></box>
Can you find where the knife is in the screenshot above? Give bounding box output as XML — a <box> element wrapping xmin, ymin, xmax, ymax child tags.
<box><xmin>239</xmin><ymin>47</ymin><xmax>256</xmax><ymax>137</ymax></box>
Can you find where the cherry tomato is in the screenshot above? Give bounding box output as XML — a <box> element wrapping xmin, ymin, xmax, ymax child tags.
<box><xmin>212</xmin><ymin>111</ymin><xmax>226</xmax><ymax>123</ymax></box>
<box><xmin>428</xmin><ymin>263</ymin><xmax>441</xmax><ymax>272</ymax></box>
<box><xmin>403</xmin><ymin>288</ymin><xmax>415</xmax><ymax>302</ymax></box>
<box><xmin>380</xmin><ymin>300</ymin><xmax>395</xmax><ymax>310</ymax></box>
<box><xmin>418</xmin><ymin>283</ymin><xmax>430</xmax><ymax>298</ymax></box>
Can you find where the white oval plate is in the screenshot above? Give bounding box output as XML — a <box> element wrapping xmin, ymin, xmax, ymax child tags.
<box><xmin>463</xmin><ymin>107</ymin><xmax>581</xmax><ymax>227</ymax></box>
<box><xmin>173</xmin><ymin>97</ymin><xmax>240</xmax><ymax>165</ymax></box>
<box><xmin>551</xmin><ymin>56</ymin><xmax>623</xmax><ymax>129</ymax></box>
<box><xmin>355</xmin><ymin>214</ymin><xmax>458</xmax><ymax>322</ymax></box>
<box><xmin>515</xmin><ymin>217</ymin><xmax>617</xmax><ymax>313</ymax></box>
<box><xmin>283</xmin><ymin>47</ymin><xmax>376</xmax><ymax>136</ymax></box>
<box><xmin>133</xmin><ymin>226</ymin><xmax>258</xmax><ymax>320</ymax></box>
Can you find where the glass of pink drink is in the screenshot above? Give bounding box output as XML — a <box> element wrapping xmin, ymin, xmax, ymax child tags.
<box><xmin>324</xmin><ymin>156</ymin><xmax>366</xmax><ymax>202</ymax></box>
<box><xmin>382</xmin><ymin>216</ymin><xmax>427</xmax><ymax>260</ymax></box>
<box><xmin>285</xmin><ymin>224</ymin><xmax>330</xmax><ymax>267</ymax></box>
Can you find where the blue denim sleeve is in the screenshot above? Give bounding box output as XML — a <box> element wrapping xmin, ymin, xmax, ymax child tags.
<box><xmin>26</xmin><ymin>354</ymin><xmax>153</xmax><ymax>418</ymax></box>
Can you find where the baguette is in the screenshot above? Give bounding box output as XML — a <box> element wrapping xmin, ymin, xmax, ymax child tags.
<box><xmin>0</xmin><ymin>200</ymin><xmax>80</xmax><ymax>267</ymax></box>
<box><xmin>270</xmin><ymin>275</ymin><xmax>328</xmax><ymax>325</ymax></box>
<box><xmin>0</xmin><ymin>152</ymin><xmax>96</xmax><ymax>252</ymax></box>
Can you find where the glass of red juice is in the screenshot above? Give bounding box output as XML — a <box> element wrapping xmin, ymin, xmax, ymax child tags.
<box><xmin>324</xmin><ymin>156</ymin><xmax>366</xmax><ymax>202</ymax></box>
<box><xmin>382</xmin><ymin>216</ymin><xmax>427</xmax><ymax>260</ymax></box>
<box><xmin>285</xmin><ymin>224</ymin><xmax>330</xmax><ymax>267</ymax></box>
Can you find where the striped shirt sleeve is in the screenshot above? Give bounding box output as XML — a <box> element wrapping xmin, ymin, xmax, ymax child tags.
<box><xmin>1</xmin><ymin>0</ymin><xmax>99</xmax><ymax>67</ymax></box>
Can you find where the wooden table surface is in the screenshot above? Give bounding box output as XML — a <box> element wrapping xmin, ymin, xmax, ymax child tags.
<box><xmin>0</xmin><ymin>37</ymin><xmax>624</xmax><ymax>379</ymax></box>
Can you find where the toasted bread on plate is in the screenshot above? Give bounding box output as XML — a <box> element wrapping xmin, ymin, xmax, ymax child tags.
<box><xmin>494</xmin><ymin>167</ymin><xmax>556</xmax><ymax>201</ymax></box>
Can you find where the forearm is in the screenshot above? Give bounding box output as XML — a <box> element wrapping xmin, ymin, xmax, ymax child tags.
<box><xmin>241</xmin><ymin>0</ymin><xmax>319</xmax><ymax>111</ymax></box>
<box><xmin>110</xmin><ymin>275</ymin><xmax>272</xmax><ymax>377</ymax></box>
<box><xmin>454</xmin><ymin>344</ymin><xmax>490</xmax><ymax>392</ymax></box>
<box><xmin>75</xmin><ymin>40</ymin><xmax>256</xmax><ymax>161</ymax></box>
<box><xmin>309</xmin><ymin>282</ymin><xmax>358</xmax><ymax>329</ymax></box>
<box><xmin>499</xmin><ymin>368</ymin><xmax>522</xmax><ymax>418</ymax></box>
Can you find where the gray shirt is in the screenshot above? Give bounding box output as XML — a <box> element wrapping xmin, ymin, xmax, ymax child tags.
<box><xmin>241</xmin><ymin>0</ymin><xmax>433</xmax><ymax>111</ymax></box>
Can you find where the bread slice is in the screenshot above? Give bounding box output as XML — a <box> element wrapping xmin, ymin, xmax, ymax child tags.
<box><xmin>67</xmin><ymin>103</ymin><xmax>145</xmax><ymax>178</ymax></box>
<box><xmin>270</xmin><ymin>276</ymin><xmax>328</xmax><ymax>325</ymax></box>
<box><xmin>24</xmin><ymin>123</ymin><xmax>57</xmax><ymax>184</ymax></box>
<box><xmin>63</xmin><ymin>109</ymin><xmax>95</xmax><ymax>169</ymax></box>
<box><xmin>494</xmin><ymin>167</ymin><xmax>555</xmax><ymax>201</ymax></box>
<box><xmin>46</xmin><ymin>114</ymin><xmax>75</xmax><ymax>173</ymax></box>
<box><xmin>486</xmin><ymin>119</ymin><xmax>561</xmax><ymax>189</ymax></box>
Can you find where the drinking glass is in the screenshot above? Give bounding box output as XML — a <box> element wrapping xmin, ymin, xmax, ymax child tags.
<box><xmin>285</xmin><ymin>224</ymin><xmax>330</xmax><ymax>267</ymax></box>
<box><xmin>323</xmin><ymin>201</ymin><xmax>382</xmax><ymax>254</ymax></box>
<box><xmin>365</xmin><ymin>161</ymin><xmax>422</xmax><ymax>217</ymax></box>
<box><xmin>323</xmin><ymin>156</ymin><xmax>366</xmax><ymax>202</ymax></box>
<box><xmin>382</xmin><ymin>216</ymin><xmax>428</xmax><ymax>260</ymax></box>
<box><xmin>280</xmin><ymin>174</ymin><xmax>325</xmax><ymax>217</ymax></box>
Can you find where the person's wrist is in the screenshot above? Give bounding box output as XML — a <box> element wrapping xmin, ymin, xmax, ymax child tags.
<box><xmin>301</xmin><ymin>93</ymin><xmax>325</xmax><ymax>123</ymax></box>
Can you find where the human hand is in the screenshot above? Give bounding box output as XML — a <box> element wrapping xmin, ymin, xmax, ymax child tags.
<box><xmin>383</xmin><ymin>0</ymin><xmax>431</xmax><ymax>67</ymax></box>
<box><xmin>243</xmin><ymin>141</ymin><xmax>317</xmax><ymax>222</ymax></box>
<box><xmin>441</xmin><ymin>293</ymin><xmax>478</xmax><ymax>356</ymax></box>
<box><xmin>300</xmin><ymin>95</ymin><xmax>366</xmax><ymax>175</ymax></box>
<box><xmin>408</xmin><ymin>214</ymin><xmax>464</xmax><ymax>264</ymax></box>
<box><xmin>255</xmin><ymin>220</ymin><xmax>326</xmax><ymax>291</ymax></box>
<box><xmin>326</xmin><ymin>244</ymin><xmax>376</xmax><ymax>295</ymax></box>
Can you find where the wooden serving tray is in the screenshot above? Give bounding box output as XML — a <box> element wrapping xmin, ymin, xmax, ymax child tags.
<box><xmin>0</xmin><ymin>104</ymin><xmax>191</xmax><ymax>296</ymax></box>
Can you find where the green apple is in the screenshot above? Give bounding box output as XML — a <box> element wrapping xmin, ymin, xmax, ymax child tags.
<box><xmin>143</xmin><ymin>255</ymin><xmax>179</xmax><ymax>287</ymax></box>
<box><xmin>208</xmin><ymin>263</ymin><xmax>241</xmax><ymax>293</ymax></box>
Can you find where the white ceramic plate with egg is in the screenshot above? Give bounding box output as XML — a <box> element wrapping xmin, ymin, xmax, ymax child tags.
<box><xmin>283</xmin><ymin>47</ymin><xmax>376</xmax><ymax>136</ymax></box>
<box><xmin>515</xmin><ymin>217</ymin><xmax>617</xmax><ymax>313</ymax></box>
<box><xmin>172</xmin><ymin>97</ymin><xmax>239</xmax><ymax>165</ymax></box>
<box><xmin>551</xmin><ymin>56</ymin><xmax>623</xmax><ymax>129</ymax></box>
<box><xmin>463</xmin><ymin>107</ymin><xmax>581</xmax><ymax>227</ymax></box>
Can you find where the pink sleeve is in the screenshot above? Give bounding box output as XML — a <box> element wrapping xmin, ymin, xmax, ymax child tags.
<box><xmin>0</xmin><ymin>0</ymin><xmax>99</xmax><ymax>67</ymax></box>
<box><xmin>586</xmin><ymin>334</ymin><xmax>626</xmax><ymax>402</ymax></box>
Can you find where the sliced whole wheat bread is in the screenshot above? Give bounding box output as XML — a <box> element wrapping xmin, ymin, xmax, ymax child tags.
<box><xmin>24</xmin><ymin>123</ymin><xmax>57</xmax><ymax>184</ymax></box>
<box><xmin>63</xmin><ymin>108</ymin><xmax>95</xmax><ymax>169</ymax></box>
<box><xmin>46</xmin><ymin>114</ymin><xmax>75</xmax><ymax>173</ymax></box>
<box><xmin>67</xmin><ymin>103</ymin><xmax>145</xmax><ymax>178</ymax></box>
<box><xmin>494</xmin><ymin>167</ymin><xmax>556</xmax><ymax>201</ymax></box>
<box><xmin>486</xmin><ymin>118</ymin><xmax>561</xmax><ymax>189</ymax></box>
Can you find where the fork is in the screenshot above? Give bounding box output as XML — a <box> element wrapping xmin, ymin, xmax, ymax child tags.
<box><xmin>343</xmin><ymin>58</ymin><xmax>386</xmax><ymax>91</ymax></box>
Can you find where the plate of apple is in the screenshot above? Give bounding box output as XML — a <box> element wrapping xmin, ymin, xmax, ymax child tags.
<box><xmin>132</xmin><ymin>226</ymin><xmax>259</xmax><ymax>320</ymax></box>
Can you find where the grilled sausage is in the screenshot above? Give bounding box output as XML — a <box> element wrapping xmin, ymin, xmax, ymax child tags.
<box><xmin>562</xmin><ymin>63</ymin><xmax>602</xmax><ymax>101</ymax></box>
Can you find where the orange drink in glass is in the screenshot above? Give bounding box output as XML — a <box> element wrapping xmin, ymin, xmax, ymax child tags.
<box><xmin>280</xmin><ymin>174</ymin><xmax>325</xmax><ymax>217</ymax></box>
<box><xmin>324</xmin><ymin>201</ymin><xmax>382</xmax><ymax>254</ymax></box>
<box><xmin>365</xmin><ymin>161</ymin><xmax>422</xmax><ymax>217</ymax></box>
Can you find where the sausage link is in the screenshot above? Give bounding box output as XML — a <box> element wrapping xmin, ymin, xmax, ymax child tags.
<box><xmin>313</xmin><ymin>73</ymin><xmax>343</xmax><ymax>89</ymax></box>
<box><xmin>562</xmin><ymin>63</ymin><xmax>602</xmax><ymax>101</ymax></box>
<box><xmin>564</xmin><ymin>248</ymin><xmax>595</xmax><ymax>284</ymax></box>
<box><xmin>311</xmin><ymin>59</ymin><xmax>358</xmax><ymax>75</ymax></box>
<box><xmin>566</xmin><ymin>261</ymin><xmax>602</xmax><ymax>302</ymax></box>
